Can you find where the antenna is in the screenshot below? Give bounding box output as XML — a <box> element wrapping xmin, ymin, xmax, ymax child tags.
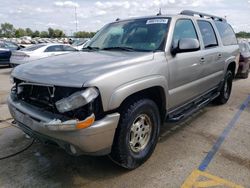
<box><xmin>157</xmin><ymin>8</ymin><xmax>162</xmax><ymax>16</ymax></box>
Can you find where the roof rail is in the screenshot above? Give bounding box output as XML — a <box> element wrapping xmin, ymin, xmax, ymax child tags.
<box><xmin>180</xmin><ymin>10</ymin><xmax>226</xmax><ymax>22</ymax></box>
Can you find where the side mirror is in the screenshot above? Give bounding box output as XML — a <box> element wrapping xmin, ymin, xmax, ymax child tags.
<box><xmin>171</xmin><ymin>38</ymin><xmax>200</xmax><ymax>55</ymax></box>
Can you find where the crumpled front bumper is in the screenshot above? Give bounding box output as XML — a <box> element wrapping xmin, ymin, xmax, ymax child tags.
<box><xmin>8</xmin><ymin>95</ymin><xmax>120</xmax><ymax>156</ymax></box>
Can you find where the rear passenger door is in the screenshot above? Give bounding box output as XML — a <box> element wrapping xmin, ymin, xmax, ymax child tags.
<box><xmin>196</xmin><ymin>20</ymin><xmax>224</xmax><ymax>89</ymax></box>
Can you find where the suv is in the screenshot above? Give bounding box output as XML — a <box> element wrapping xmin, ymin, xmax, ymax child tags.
<box><xmin>8</xmin><ymin>10</ymin><xmax>239</xmax><ymax>169</ymax></box>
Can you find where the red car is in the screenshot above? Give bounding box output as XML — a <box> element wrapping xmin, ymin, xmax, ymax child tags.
<box><xmin>237</xmin><ymin>42</ymin><xmax>250</xmax><ymax>79</ymax></box>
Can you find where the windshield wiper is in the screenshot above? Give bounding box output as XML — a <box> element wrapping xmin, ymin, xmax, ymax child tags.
<box><xmin>101</xmin><ymin>46</ymin><xmax>137</xmax><ymax>52</ymax></box>
<box><xmin>82</xmin><ymin>46</ymin><xmax>100</xmax><ymax>51</ymax></box>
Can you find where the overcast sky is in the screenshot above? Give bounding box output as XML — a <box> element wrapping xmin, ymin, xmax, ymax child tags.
<box><xmin>0</xmin><ymin>0</ymin><xmax>250</xmax><ymax>35</ymax></box>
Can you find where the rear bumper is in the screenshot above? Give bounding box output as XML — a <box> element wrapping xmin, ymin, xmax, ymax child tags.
<box><xmin>8</xmin><ymin>95</ymin><xmax>120</xmax><ymax>156</ymax></box>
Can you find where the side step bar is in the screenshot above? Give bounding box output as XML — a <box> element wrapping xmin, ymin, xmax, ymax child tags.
<box><xmin>167</xmin><ymin>92</ymin><xmax>220</xmax><ymax>122</ymax></box>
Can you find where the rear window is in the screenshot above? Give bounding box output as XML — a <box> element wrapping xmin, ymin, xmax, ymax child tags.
<box><xmin>45</xmin><ymin>45</ymin><xmax>64</xmax><ymax>52</ymax></box>
<box><xmin>214</xmin><ymin>21</ymin><xmax>237</xmax><ymax>46</ymax></box>
<box><xmin>197</xmin><ymin>20</ymin><xmax>218</xmax><ymax>48</ymax></box>
<box><xmin>21</xmin><ymin>44</ymin><xmax>46</xmax><ymax>51</ymax></box>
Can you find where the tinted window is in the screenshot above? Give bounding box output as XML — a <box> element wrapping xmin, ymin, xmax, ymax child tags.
<box><xmin>172</xmin><ymin>19</ymin><xmax>198</xmax><ymax>47</ymax></box>
<box><xmin>45</xmin><ymin>45</ymin><xmax>64</xmax><ymax>52</ymax></box>
<box><xmin>5</xmin><ymin>41</ymin><xmax>18</xmax><ymax>50</ymax></box>
<box><xmin>197</xmin><ymin>21</ymin><xmax>218</xmax><ymax>48</ymax></box>
<box><xmin>63</xmin><ymin>45</ymin><xmax>77</xmax><ymax>51</ymax></box>
<box><xmin>21</xmin><ymin>44</ymin><xmax>46</xmax><ymax>51</ymax></box>
<box><xmin>215</xmin><ymin>21</ymin><xmax>237</xmax><ymax>46</ymax></box>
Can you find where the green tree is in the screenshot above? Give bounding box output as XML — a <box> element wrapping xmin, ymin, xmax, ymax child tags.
<box><xmin>236</xmin><ymin>31</ymin><xmax>250</xmax><ymax>38</ymax></box>
<box><xmin>15</xmin><ymin>28</ymin><xmax>27</xmax><ymax>37</ymax></box>
<box><xmin>48</xmin><ymin>27</ymin><xmax>54</xmax><ymax>38</ymax></box>
<box><xmin>53</xmin><ymin>29</ymin><xmax>65</xmax><ymax>38</ymax></box>
<box><xmin>74</xmin><ymin>31</ymin><xmax>96</xmax><ymax>38</ymax></box>
<box><xmin>32</xmin><ymin>30</ymin><xmax>40</xmax><ymax>38</ymax></box>
<box><xmin>25</xmin><ymin>28</ymin><xmax>33</xmax><ymax>36</ymax></box>
<box><xmin>40</xmin><ymin>31</ymin><xmax>49</xmax><ymax>38</ymax></box>
<box><xmin>0</xmin><ymin>23</ymin><xmax>15</xmax><ymax>37</ymax></box>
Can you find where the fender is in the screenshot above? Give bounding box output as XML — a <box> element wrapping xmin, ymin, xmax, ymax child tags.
<box><xmin>108</xmin><ymin>75</ymin><xmax>169</xmax><ymax>111</ymax></box>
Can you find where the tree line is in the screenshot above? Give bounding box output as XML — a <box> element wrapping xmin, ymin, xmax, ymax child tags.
<box><xmin>1</xmin><ymin>22</ymin><xmax>250</xmax><ymax>39</ymax></box>
<box><xmin>0</xmin><ymin>22</ymin><xmax>96</xmax><ymax>38</ymax></box>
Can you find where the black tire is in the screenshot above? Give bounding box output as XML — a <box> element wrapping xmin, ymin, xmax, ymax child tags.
<box><xmin>241</xmin><ymin>69</ymin><xmax>249</xmax><ymax>79</ymax></box>
<box><xmin>110</xmin><ymin>98</ymin><xmax>160</xmax><ymax>169</ymax></box>
<box><xmin>214</xmin><ymin>70</ymin><xmax>233</xmax><ymax>105</ymax></box>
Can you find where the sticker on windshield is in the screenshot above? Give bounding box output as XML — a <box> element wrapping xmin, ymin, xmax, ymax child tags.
<box><xmin>146</xmin><ymin>19</ymin><xmax>168</xmax><ymax>25</ymax></box>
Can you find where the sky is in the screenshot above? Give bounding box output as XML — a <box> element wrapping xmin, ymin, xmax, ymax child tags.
<box><xmin>0</xmin><ymin>0</ymin><xmax>250</xmax><ymax>35</ymax></box>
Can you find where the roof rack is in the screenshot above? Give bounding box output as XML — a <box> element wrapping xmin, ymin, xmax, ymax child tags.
<box><xmin>180</xmin><ymin>10</ymin><xmax>226</xmax><ymax>22</ymax></box>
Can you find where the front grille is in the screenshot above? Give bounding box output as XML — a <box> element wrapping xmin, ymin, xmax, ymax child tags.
<box><xmin>13</xmin><ymin>79</ymin><xmax>103</xmax><ymax>120</ymax></box>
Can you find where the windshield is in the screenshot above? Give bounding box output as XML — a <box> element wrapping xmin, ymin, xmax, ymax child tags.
<box><xmin>87</xmin><ymin>18</ymin><xmax>170</xmax><ymax>52</ymax></box>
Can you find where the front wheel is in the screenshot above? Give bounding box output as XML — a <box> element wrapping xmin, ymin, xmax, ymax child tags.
<box><xmin>110</xmin><ymin>98</ymin><xmax>160</xmax><ymax>169</ymax></box>
<box><xmin>214</xmin><ymin>70</ymin><xmax>233</xmax><ymax>105</ymax></box>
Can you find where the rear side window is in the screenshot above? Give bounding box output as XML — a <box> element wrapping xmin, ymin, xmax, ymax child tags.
<box><xmin>197</xmin><ymin>20</ymin><xmax>218</xmax><ymax>48</ymax></box>
<box><xmin>45</xmin><ymin>45</ymin><xmax>64</xmax><ymax>52</ymax></box>
<box><xmin>214</xmin><ymin>21</ymin><xmax>237</xmax><ymax>46</ymax></box>
<box><xmin>172</xmin><ymin>19</ymin><xmax>198</xmax><ymax>47</ymax></box>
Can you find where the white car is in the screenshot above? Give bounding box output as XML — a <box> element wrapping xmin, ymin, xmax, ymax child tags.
<box><xmin>72</xmin><ymin>38</ymin><xmax>90</xmax><ymax>50</ymax></box>
<box><xmin>10</xmin><ymin>43</ymin><xmax>78</xmax><ymax>67</ymax></box>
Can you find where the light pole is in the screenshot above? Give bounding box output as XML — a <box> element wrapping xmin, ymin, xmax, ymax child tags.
<box><xmin>75</xmin><ymin>6</ymin><xmax>78</xmax><ymax>34</ymax></box>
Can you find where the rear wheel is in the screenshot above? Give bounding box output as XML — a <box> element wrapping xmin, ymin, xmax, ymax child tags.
<box><xmin>214</xmin><ymin>70</ymin><xmax>233</xmax><ymax>104</ymax></box>
<box><xmin>110</xmin><ymin>98</ymin><xmax>160</xmax><ymax>169</ymax></box>
<box><xmin>241</xmin><ymin>68</ymin><xmax>249</xmax><ymax>79</ymax></box>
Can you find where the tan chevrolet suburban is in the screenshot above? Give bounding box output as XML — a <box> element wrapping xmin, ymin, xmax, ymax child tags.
<box><xmin>8</xmin><ymin>10</ymin><xmax>239</xmax><ymax>169</ymax></box>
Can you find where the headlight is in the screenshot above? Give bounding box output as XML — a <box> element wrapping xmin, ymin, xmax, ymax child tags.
<box><xmin>55</xmin><ymin>88</ymin><xmax>99</xmax><ymax>113</ymax></box>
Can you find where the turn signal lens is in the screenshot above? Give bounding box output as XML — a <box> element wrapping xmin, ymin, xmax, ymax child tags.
<box><xmin>76</xmin><ymin>115</ymin><xmax>95</xmax><ymax>129</ymax></box>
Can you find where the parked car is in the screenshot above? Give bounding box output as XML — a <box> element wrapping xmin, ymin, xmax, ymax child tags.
<box><xmin>72</xmin><ymin>38</ymin><xmax>90</xmax><ymax>50</ymax></box>
<box><xmin>8</xmin><ymin>10</ymin><xmax>239</xmax><ymax>169</ymax></box>
<box><xmin>236</xmin><ymin>42</ymin><xmax>250</xmax><ymax>78</ymax></box>
<box><xmin>10</xmin><ymin>43</ymin><xmax>78</xmax><ymax>67</ymax></box>
<box><xmin>0</xmin><ymin>40</ymin><xmax>20</xmax><ymax>66</ymax></box>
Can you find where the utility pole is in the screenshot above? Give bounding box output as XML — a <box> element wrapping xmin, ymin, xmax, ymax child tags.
<box><xmin>75</xmin><ymin>6</ymin><xmax>78</xmax><ymax>33</ymax></box>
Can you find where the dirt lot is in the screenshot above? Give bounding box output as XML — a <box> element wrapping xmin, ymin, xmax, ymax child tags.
<box><xmin>0</xmin><ymin>67</ymin><xmax>249</xmax><ymax>188</ymax></box>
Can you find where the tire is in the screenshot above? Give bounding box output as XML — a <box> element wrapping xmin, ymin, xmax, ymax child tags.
<box><xmin>241</xmin><ymin>68</ymin><xmax>249</xmax><ymax>79</ymax></box>
<box><xmin>110</xmin><ymin>98</ymin><xmax>160</xmax><ymax>169</ymax></box>
<box><xmin>214</xmin><ymin>70</ymin><xmax>233</xmax><ymax>105</ymax></box>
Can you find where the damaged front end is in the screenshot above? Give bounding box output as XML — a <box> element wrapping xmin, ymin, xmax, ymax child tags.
<box><xmin>11</xmin><ymin>78</ymin><xmax>104</xmax><ymax>131</ymax></box>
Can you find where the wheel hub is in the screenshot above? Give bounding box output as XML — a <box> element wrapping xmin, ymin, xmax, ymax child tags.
<box><xmin>129</xmin><ymin>114</ymin><xmax>152</xmax><ymax>153</ymax></box>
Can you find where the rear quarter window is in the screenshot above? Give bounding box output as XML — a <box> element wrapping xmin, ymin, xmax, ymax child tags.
<box><xmin>214</xmin><ymin>21</ymin><xmax>237</xmax><ymax>46</ymax></box>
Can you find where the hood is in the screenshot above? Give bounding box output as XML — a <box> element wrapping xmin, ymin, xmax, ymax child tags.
<box><xmin>12</xmin><ymin>51</ymin><xmax>154</xmax><ymax>87</ymax></box>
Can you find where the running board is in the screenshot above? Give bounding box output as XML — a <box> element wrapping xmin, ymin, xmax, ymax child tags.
<box><xmin>167</xmin><ymin>92</ymin><xmax>220</xmax><ymax>122</ymax></box>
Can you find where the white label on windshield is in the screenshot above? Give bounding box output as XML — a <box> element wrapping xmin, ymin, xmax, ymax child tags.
<box><xmin>146</xmin><ymin>19</ymin><xmax>168</xmax><ymax>25</ymax></box>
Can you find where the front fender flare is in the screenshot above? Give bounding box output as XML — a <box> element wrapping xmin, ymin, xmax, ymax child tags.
<box><xmin>108</xmin><ymin>75</ymin><xmax>168</xmax><ymax>111</ymax></box>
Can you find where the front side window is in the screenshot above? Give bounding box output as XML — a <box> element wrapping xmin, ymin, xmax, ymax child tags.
<box><xmin>172</xmin><ymin>19</ymin><xmax>198</xmax><ymax>47</ymax></box>
<box><xmin>88</xmin><ymin>18</ymin><xmax>170</xmax><ymax>52</ymax></box>
<box><xmin>197</xmin><ymin>20</ymin><xmax>218</xmax><ymax>48</ymax></box>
